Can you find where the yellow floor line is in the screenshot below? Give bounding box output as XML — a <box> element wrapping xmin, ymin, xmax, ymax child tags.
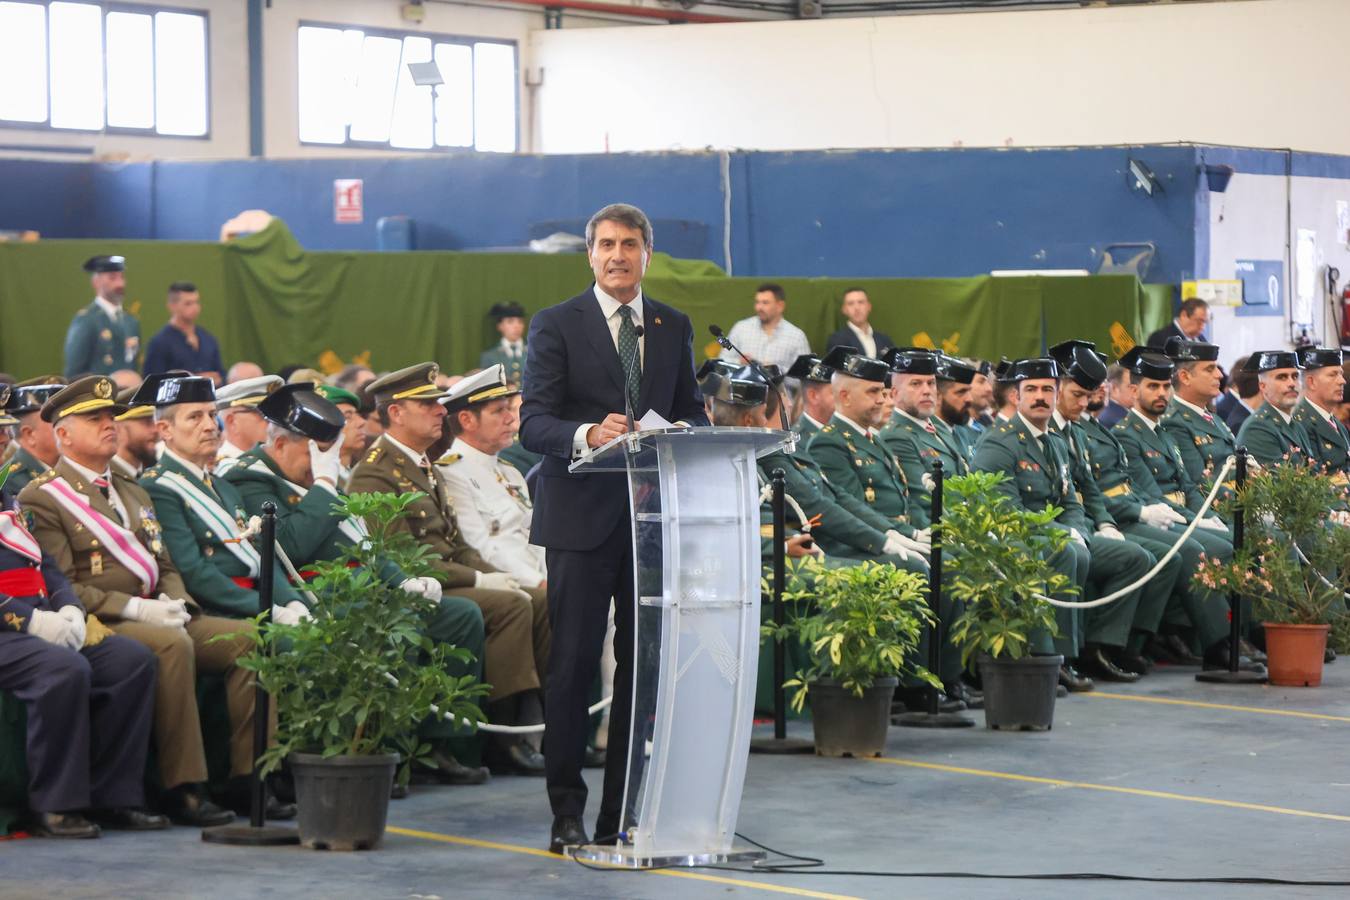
<box><xmin>1085</xmin><ymin>691</ymin><xmax>1350</xmax><ymax>722</ymax></box>
<box><xmin>385</xmin><ymin>825</ymin><xmax>861</xmax><ymax>900</ymax></box>
<box><xmin>867</xmin><ymin>757</ymin><xmax>1350</xmax><ymax>823</ymax></box>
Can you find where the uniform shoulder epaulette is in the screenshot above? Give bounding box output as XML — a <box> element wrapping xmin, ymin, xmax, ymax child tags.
<box><xmin>73</xmin><ymin>307</ymin><xmax>88</xmax><ymax>317</ymax></box>
<box><xmin>993</xmin><ymin>420</ymin><xmax>1015</xmax><ymax>434</ymax></box>
<box><xmin>820</xmin><ymin>424</ymin><xmax>835</xmax><ymax>434</ymax></box>
<box><xmin>141</xmin><ymin>469</ymin><xmax>160</xmax><ymax>480</ymax></box>
<box><xmin>365</xmin><ymin>446</ymin><xmax>385</xmax><ymax>464</ymax></box>
<box><xmin>436</xmin><ymin>453</ymin><xmax>461</xmax><ymax>466</ymax></box>
<box><xmin>29</xmin><ymin>468</ymin><xmax>56</xmax><ymax>487</ymax></box>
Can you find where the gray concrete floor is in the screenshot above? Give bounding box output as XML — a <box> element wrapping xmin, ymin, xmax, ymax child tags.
<box><xmin>5</xmin><ymin>663</ymin><xmax>1350</xmax><ymax>899</ymax></box>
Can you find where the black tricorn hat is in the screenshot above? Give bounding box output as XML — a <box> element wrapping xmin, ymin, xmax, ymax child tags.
<box><xmin>881</xmin><ymin>347</ymin><xmax>939</xmax><ymax>376</ymax></box>
<box><xmin>935</xmin><ymin>354</ymin><xmax>977</xmax><ymax>384</ymax></box>
<box><xmin>1244</xmin><ymin>350</ymin><xmax>1302</xmax><ymax>373</ymax></box>
<box><xmin>82</xmin><ymin>254</ymin><xmax>125</xmax><ymax>274</ymax></box>
<box><xmin>4</xmin><ymin>382</ymin><xmax>66</xmax><ymax>416</ymax></box>
<box><xmin>823</xmin><ymin>346</ymin><xmax>889</xmax><ymax>383</ymax></box>
<box><xmin>151</xmin><ymin>375</ymin><xmax>217</xmax><ymax>407</ymax></box>
<box><xmin>128</xmin><ymin>371</ymin><xmax>192</xmax><ymax>409</ymax></box>
<box><xmin>1164</xmin><ymin>336</ymin><xmax>1220</xmax><ymax>363</ymax></box>
<box><xmin>1119</xmin><ymin>347</ymin><xmax>1175</xmax><ymax>381</ymax></box>
<box><xmin>1296</xmin><ymin>347</ymin><xmax>1343</xmax><ymax>371</ymax></box>
<box><xmin>993</xmin><ymin>357</ymin><xmax>1017</xmax><ymax>383</ymax></box>
<box><xmin>1009</xmin><ymin>358</ymin><xmax>1060</xmax><ymax>382</ymax></box>
<box><xmin>488</xmin><ymin>301</ymin><xmax>526</xmax><ymax>321</ymax></box>
<box><xmin>1049</xmin><ymin>340</ymin><xmax>1108</xmax><ymax>390</ymax></box>
<box><xmin>974</xmin><ymin>359</ymin><xmax>993</xmax><ymax>378</ymax></box>
<box><xmin>785</xmin><ymin>354</ymin><xmax>833</xmax><ymax>384</ymax></box>
<box><xmin>705</xmin><ymin>364</ymin><xmax>770</xmax><ymax>407</ymax></box>
<box><xmin>258</xmin><ymin>383</ymin><xmax>345</xmax><ymax>443</ymax></box>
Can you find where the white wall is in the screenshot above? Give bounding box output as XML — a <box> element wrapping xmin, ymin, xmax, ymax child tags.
<box><xmin>1206</xmin><ymin>172</ymin><xmax>1350</xmax><ymax>365</ymax></box>
<box><xmin>532</xmin><ymin>0</ymin><xmax>1350</xmax><ymax>155</ymax></box>
<box><xmin>0</xmin><ymin>0</ymin><xmax>248</xmax><ymax>160</ymax></box>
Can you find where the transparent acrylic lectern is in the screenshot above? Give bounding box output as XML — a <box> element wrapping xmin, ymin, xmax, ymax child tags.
<box><xmin>569</xmin><ymin>425</ymin><xmax>793</xmax><ymax>868</ymax></box>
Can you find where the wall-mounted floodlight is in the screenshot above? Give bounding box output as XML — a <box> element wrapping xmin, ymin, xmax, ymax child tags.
<box><xmin>407</xmin><ymin>61</ymin><xmax>444</xmax><ymax>88</ymax></box>
<box><xmin>1203</xmin><ymin>164</ymin><xmax>1235</xmax><ymax>193</ymax></box>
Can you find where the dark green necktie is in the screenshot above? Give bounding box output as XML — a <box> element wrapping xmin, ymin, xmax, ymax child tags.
<box><xmin>617</xmin><ymin>305</ymin><xmax>641</xmax><ymax>410</ymax></box>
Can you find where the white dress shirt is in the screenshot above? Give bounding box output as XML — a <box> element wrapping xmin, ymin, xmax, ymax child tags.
<box><xmin>438</xmin><ymin>437</ymin><xmax>545</xmax><ymax>587</ymax></box>
<box><xmin>846</xmin><ymin>321</ymin><xmax>877</xmax><ymax>358</ymax></box>
<box><xmin>94</xmin><ymin>296</ymin><xmax>123</xmax><ymax>321</ymax></box>
<box><xmin>572</xmin><ymin>285</ymin><xmax>647</xmax><ymax>457</ymax></box>
<box><xmin>64</xmin><ymin>456</ymin><xmax>131</xmax><ymax>526</ymax></box>
<box><xmin>499</xmin><ymin>338</ymin><xmax>525</xmax><ymax>359</ymax></box>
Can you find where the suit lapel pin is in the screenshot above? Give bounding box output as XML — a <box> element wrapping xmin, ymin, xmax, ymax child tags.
<box><xmin>654</xmin><ymin>316</ymin><xmax>661</xmax><ymax>326</ymax></box>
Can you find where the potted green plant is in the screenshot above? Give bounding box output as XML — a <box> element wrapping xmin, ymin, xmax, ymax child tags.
<box><xmin>768</xmin><ymin>559</ymin><xmax>937</xmax><ymax>757</ymax></box>
<box><xmin>231</xmin><ymin>491</ymin><xmax>489</xmax><ymax>849</ymax></box>
<box><xmin>941</xmin><ymin>472</ymin><xmax>1073</xmax><ymax>731</ymax></box>
<box><xmin>1193</xmin><ymin>461</ymin><xmax>1349</xmax><ymax>687</ymax></box>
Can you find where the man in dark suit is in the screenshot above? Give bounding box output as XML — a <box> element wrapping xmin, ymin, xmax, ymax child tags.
<box><xmin>1146</xmin><ymin>298</ymin><xmax>1209</xmax><ymax>349</ymax></box>
<box><xmin>824</xmin><ymin>287</ymin><xmax>894</xmax><ymax>358</ymax></box>
<box><xmin>519</xmin><ymin>203</ymin><xmax>708</xmax><ymax>855</ymax></box>
<box><xmin>1225</xmin><ymin>356</ymin><xmax>1261</xmax><ymax>433</ymax></box>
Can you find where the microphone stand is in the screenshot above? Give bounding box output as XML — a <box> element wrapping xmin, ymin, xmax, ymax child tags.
<box><xmin>710</xmin><ymin>327</ymin><xmax>793</xmax><ymax>442</ymax></box>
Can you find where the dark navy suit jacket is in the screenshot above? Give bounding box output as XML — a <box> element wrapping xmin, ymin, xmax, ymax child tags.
<box><xmin>824</xmin><ymin>326</ymin><xmax>894</xmax><ymax>358</ymax></box>
<box><xmin>519</xmin><ymin>288</ymin><xmax>708</xmax><ymax>552</ymax></box>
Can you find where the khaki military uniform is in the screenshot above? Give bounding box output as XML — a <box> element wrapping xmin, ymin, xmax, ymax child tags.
<box><xmin>349</xmin><ymin>434</ymin><xmax>549</xmax><ymax>701</ymax></box>
<box><xmin>19</xmin><ymin>458</ymin><xmax>260</xmax><ymax>787</ymax></box>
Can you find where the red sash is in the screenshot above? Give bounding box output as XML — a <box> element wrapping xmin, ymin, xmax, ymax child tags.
<box><xmin>0</xmin><ymin>567</ymin><xmax>45</xmax><ymax>598</ymax></box>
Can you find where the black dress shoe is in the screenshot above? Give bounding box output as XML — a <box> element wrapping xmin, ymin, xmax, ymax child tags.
<box><xmin>1153</xmin><ymin>634</ymin><xmax>1203</xmax><ymax>666</ymax></box>
<box><xmin>1203</xmin><ymin>643</ymin><xmax>1266</xmax><ymax>673</ymax></box>
<box><xmin>1056</xmin><ymin>683</ymin><xmax>1069</xmax><ymax>698</ymax></box>
<box><xmin>1079</xmin><ymin>646</ymin><xmax>1141</xmax><ymax>683</ymax></box>
<box><xmin>549</xmin><ymin>815</ymin><xmax>589</xmax><ymax>855</ymax></box>
<box><xmin>1326</xmin><ymin>647</ymin><xmax>1338</xmax><ymax>664</ymax></box>
<box><xmin>488</xmin><ymin>741</ymin><xmax>547</xmax><ymax>776</ymax></box>
<box><xmin>161</xmin><ymin>784</ymin><xmax>235</xmax><ymax>827</ymax></box>
<box><xmin>1239</xmin><ymin>638</ymin><xmax>1268</xmax><ymax>664</ymax></box>
<box><xmin>390</xmin><ymin>782</ymin><xmax>409</xmax><ymax>800</ymax></box>
<box><xmin>1114</xmin><ymin>648</ymin><xmax>1153</xmax><ymax>677</ymax></box>
<box><xmin>1059</xmin><ymin>665</ymin><xmax>1095</xmax><ymax>693</ymax></box>
<box><xmin>88</xmin><ymin>808</ymin><xmax>169</xmax><ymax>831</ymax></box>
<box><xmin>583</xmin><ymin>747</ymin><xmax>607</xmax><ymax>769</ymax></box>
<box><xmin>32</xmin><ymin>811</ymin><xmax>100</xmax><ymax>839</ymax></box>
<box><xmin>222</xmin><ymin>776</ymin><xmax>297</xmax><ymax>821</ymax></box>
<box><xmin>412</xmin><ymin>749</ymin><xmax>491</xmax><ymax>785</ymax></box>
<box><xmin>944</xmin><ymin>681</ymin><xmax>983</xmax><ymax>710</ymax></box>
<box><xmin>895</xmin><ymin>686</ymin><xmax>966</xmax><ymax>713</ymax></box>
<box><xmin>593</xmin><ymin>811</ymin><xmax>636</xmax><ymax>844</ymax></box>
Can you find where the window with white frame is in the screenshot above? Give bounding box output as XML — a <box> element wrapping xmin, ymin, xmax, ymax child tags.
<box><xmin>0</xmin><ymin>1</ymin><xmax>209</xmax><ymax>136</ymax></box>
<box><xmin>297</xmin><ymin>23</ymin><xmax>517</xmax><ymax>152</ymax></box>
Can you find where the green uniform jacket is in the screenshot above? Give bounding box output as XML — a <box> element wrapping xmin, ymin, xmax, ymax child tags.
<box><xmin>970</xmin><ymin>415</ymin><xmax>1090</xmax><ymax>536</ymax></box>
<box><xmin>2</xmin><ymin>447</ymin><xmax>52</xmax><ymax>495</ymax></box>
<box><xmin>793</xmin><ymin>414</ymin><xmax>825</xmax><ymax>442</ymax></box>
<box><xmin>1235</xmin><ymin>402</ymin><xmax>1312</xmax><ymax>469</ymax></box>
<box><xmin>951</xmin><ymin>423</ymin><xmax>979</xmax><ymax>463</ymax></box>
<box><xmin>222</xmin><ymin>447</ymin><xmax>405</xmax><ymax>585</ymax></box>
<box><xmin>348</xmin><ymin>435</ymin><xmax>492</xmax><ymax>590</ymax></box>
<box><xmin>142</xmin><ymin>453</ymin><xmax>301</xmax><ymax>617</ymax></box>
<box><xmin>478</xmin><ymin>345</ymin><xmax>525</xmax><ymax>388</ymax></box>
<box><xmin>1077</xmin><ymin>415</ymin><xmax>1164</xmax><ymax>524</ymax></box>
<box><xmin>62</xmin><ymin>301</ymin><xmax>141</xmax><ymax>378</ymax></box>
<box><xmin>1112</xmin><ymin>411</ymin><xmax>1198</xmax><ymax>514</ymax></box>
<box><xmin>1291</xmin><ymin>398</ymin><xmax>1350</xmax><ymax>481</ymax></box>
<box><xmin>758</xmin><ymin>449</ymin><xmax>892</xmax><ymax>558</ymax></box>
<box><xmin>1047</xmin><ymin>416</ymin><xmax>1115</xmax><ymax>531</ymax></box>
<box><xmin>807</xmin><ymin>415</ymin><xmax>917</xmax><ymax>537</ymax></box>
<box><xmin>878</xmin><ymin>411</ymin><xmax>969</xmax><ymax>529</ymax></box>
<box><xmin>497</xmin><ymin>436</ymin><xmax>542</xmax><ymax>480</ymax></box>
<box><xmin>1161</xmin><ymin>398</ymin><xmax>1236</xmax><ymax>491</ymax></box>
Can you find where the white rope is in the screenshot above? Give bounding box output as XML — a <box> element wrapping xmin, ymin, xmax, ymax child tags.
<box><xmin>1291</xmin><ymin>540</ymin><xmax>1350</xmax><ymax>601</ymax></box>
<box><xmin>758</xmin><ymin>480</ymin><xmax>812</xmax><ymax>533</ymax></box>
<box><xmin>1005</xmin><ymin>456</ymin><xmax>1235</xmax><ymax>610</ymax></box>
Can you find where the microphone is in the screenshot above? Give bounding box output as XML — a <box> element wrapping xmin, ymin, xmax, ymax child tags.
<box><xmin>707</xmin><ymin>324</ymin><xmax>789</xmax><ymax>433</ymax></box>
<box><xmin>633</xmin><ymin>325</ymin><xmax>645</xmax><ymax>338</ymax></box>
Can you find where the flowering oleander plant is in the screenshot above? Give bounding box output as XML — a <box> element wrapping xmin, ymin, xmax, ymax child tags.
<box><xmin>1194</xmin><ymin>461</ymin><xmax>1350</xmax><ymax>627</ymax></box>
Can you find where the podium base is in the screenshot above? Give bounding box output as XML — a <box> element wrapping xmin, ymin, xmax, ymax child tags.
<box><xmin>1195</xmin><ymin>668</ymin><xmax>1268</xmax><ymax>684</ymax></box>
<box><xmin>749</xmin><ymin>737</ymin><xmax>814</xmax><ymax>754</ymax></box>
<box><xmin>571</xmin><ymin>843</ymin><xmax>767</xmax><ymax>869</ymax></box>
<box><xmin>200</xmin><ymin>823</ymin><xmax>300</xmax><ymax>846</ymax></box>
<box><xmin>893</xmin><ymin>711</ymin><xmax>975</xmax><ymax>728</ymax></box>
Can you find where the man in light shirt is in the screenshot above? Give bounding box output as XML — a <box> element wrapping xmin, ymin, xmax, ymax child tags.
<box><xmin>720</xmin><ymin>283</ymin><xmax>811</xmax><ymax>373</ymax></box>
<box><xmin>824</xmin><ymin>287</ymin><xmax>894</xmax><ymax>359</ymax></box>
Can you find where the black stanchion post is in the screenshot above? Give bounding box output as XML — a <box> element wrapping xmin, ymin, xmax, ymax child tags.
<box><xmin>897</xmin><ymin>461</ymin><xmax>973</xmax><ymax>728</ymax></box>
<box><xmin>751</xmin><ymin>469</ymin><xmax>813</xmax><ymax>754</ymax></box>
<box><xmin>1197</xmin><ymin>448</ymin><xmax>1267</xmax><ymax>685</ymax></box>
<box><xmin>203</xmin><ymin>502</ymin><xmax>301</xmax><ymax>845</ymax></box>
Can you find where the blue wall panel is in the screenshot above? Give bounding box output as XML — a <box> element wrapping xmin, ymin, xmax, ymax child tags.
<box><xmin>0</xmin><ymin>159</ymin><xmax>94</xmax><ymax>237</ymax></box>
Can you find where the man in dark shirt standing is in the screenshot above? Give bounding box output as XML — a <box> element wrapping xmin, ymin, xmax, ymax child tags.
<box><xmin>142</xmin><ymin>283</ymin><xmax>224</xmax><ymax>385</ymax></box>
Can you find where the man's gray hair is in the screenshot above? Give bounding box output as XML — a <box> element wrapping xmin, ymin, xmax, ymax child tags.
<box><xmin>265</xmin><ymin>422</ymin><xmax>298</xmax><ymax>448</ymax></box>
<box><xmin>153</xmin><ymin>405</ymin><xmax>177</xmax><ymax>424</ymax></box>
<box><xmin>585</xmin><ymin>203</ymin><xmax>654</xmax><ymax>250</ymax></box>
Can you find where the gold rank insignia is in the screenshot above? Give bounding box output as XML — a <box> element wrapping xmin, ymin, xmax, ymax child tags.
<box><xmin>854</xmin><ymin>458</ymin><xmax>863</xmax><ymax>467</ymax></box>
<box><xmin>90</xmin><ymin>551</ymin><xmax>103</xmax><ymax>575</ymax></box>
<box><xmin>100</xmin><ymin>329</ymin><xmax>112</xmax><ymax>340</ymax></box>
<box><xmin>287</xmin><ymin>495</ymin><xmax>300</xmax><ymax>504</ymax></box>
<box><xmin>760</xmin><ymin>524</ymin><xmax>774</xmax><ymax>538</ymax></box>
<box><xmin>864</xmin><ymin>485</ymin><xmax>876</xmax><ymax>503</ymax></box>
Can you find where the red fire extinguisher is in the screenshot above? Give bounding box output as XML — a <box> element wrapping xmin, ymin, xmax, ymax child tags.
<box><xmin>1340</xmin><ymin>285</ymin><xmax>1350</xmax><ymax>345</ymax></box>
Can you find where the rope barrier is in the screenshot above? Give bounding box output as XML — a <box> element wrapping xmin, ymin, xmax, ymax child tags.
<box><xmin>999</xmin><ymin>456</ymin><xmax>1236</xmax><ymax>611</ymax></box>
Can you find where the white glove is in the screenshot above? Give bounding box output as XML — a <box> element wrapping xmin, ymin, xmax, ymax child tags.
<box><xmin>400</xmin><ymin>576</ymin><xmax>442</xmax><ymax>603</ymax></box>
<box><xmin>28</xmin><ymin>608</ymin><xmax>79</xmax><ymax>649</ymax></box>
<box><xmin>475</xmin><ymin>570</ymin><xmax>532</xmax><ymax>601</ymax></box>
<box><xmin>1069</xmin><ymin>529</ymin><xmax>1088</xmax><ymax>547</ymax></box>
<box><xmin>895</xmin><ymin>533</ymin><xmax>930</xmax><ymax>556</ymax></box>
<box><xmin>882</xmin><ymin>534</ymin><xmax>922</xmax><ymax>564</ymax></box>
<box><xmin>124</xmin><ymin>595</ymin><xmax>190</xmax><ymax>629</ymax></box>
<box><xmin>1331</xmin><ymin>510</ymin><xmax>1350</xmax><ymax>528</ymax></box>
<box><xmin>921</xmin><ymin>473</ymin><xmax>935</xmax><ymax>493</ymax></box>
<box><xmin>57</xmin><ymin>605</ymin><xmax>86</xmax><ymax>648</ymax></box>
<box><xmin>308</xmin><ymin>433</ymin><xmax>345</xmax><ymax>487</ymax></box>
<box><xmin>1140</xmin><ymin>503</ymin><xmax>1177</xmax><ymax>529</ymax></box>
<box><xmin>1095</xmin><ymin>524</ymin><xmax>1125</xmax><ymax>541</ymax></box>
<box><xmin>271</xmin><ymin>600</ymin><xmax>312</xmax><ymax>626</ymax></box>
<box><xmin>911</xmin><ymin>527</ymin><xmax>932</xmax><ymax>551</ymax></box>
<box><xmin>1196</xmin><ymin>515</ymin><xmax>1228</xmax><ymax>533</ymax></box>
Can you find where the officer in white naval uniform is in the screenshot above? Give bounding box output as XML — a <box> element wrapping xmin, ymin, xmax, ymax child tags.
<box><xmin>437</xmin><ymin>365</ymin><xmax>546</xmax><ymax>588</ymax></box>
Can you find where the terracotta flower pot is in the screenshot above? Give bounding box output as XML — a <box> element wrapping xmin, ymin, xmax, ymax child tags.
<box><xmin>1262</xmin><ymin>623</ymin><xmax>1329</xmax><ymax>687</ymax></box>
